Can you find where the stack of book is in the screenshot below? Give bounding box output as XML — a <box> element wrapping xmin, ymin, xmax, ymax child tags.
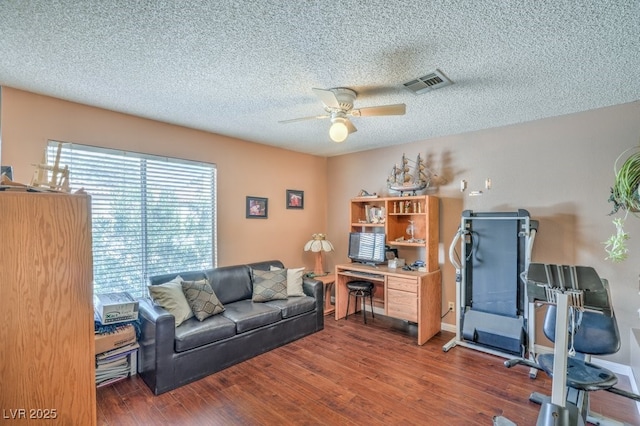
<box><xmin>95</xmin><ymin>342</ymin><xmax>139</xmax><ymax>387</ymax></box>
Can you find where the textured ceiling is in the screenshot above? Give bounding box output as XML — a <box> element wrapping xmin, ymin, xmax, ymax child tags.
<box><xmin>1</xmin><ymin>1</ymin><xmax>639</xmax><ymax>157</ymax></box>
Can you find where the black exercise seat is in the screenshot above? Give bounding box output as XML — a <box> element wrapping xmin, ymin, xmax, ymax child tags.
<box><xmin>537</xmin><ymin>304</ymin><xmax>621</xmax><ymax>392</ymax></box>
<box><xmin>537</xmin><ymin>354</ymin><xmax>618</xmax><ymax>391</ymax></box>
<box><xmin>345</xmin><ymin>280</ymin><xmax>375</xmax><ymax>324</ymax></box>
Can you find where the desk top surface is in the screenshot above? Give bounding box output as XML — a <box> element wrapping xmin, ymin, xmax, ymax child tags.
<box><xmin>336</xmin><ymin>263</ymin><xmax>435</xmax><ymax>278</ymax></box>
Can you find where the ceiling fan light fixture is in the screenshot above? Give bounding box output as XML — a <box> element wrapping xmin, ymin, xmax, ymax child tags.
<box><xmin>329</xmin><ymin>118</ymin><xmax>349</xmax><ymax>143</ymax></box>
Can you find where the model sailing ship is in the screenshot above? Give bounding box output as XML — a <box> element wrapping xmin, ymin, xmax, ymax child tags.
<box><xmin>387</xmin><ymin>153</ymin><xmax>430</xmax><ymax>195</ymax></box>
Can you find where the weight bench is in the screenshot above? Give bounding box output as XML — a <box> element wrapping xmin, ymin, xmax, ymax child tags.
<box><xmin>495</xmin><ymin>263</ymin><xmax>640</xmax><ymax>426</ymax></box>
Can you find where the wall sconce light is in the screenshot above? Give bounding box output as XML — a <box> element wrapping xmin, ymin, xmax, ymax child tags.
<box><xmin>460</xmin><ymin>178</ymin><xmax>492</xmax><ymax>196</ymax></box>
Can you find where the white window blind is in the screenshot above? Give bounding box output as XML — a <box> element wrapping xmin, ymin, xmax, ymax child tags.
<box><xmin>47</xmin><ymin>141</ymin><xmax>216</xmax><ymax>298</ymax></box>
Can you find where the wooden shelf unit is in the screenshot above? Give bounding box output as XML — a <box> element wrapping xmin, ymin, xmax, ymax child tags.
<box><xmin>349</xmin><ymin>195</ymin><xmax>439</xmax><ymax>271</ymax></box>
<box><xmin>1</xmin><ymin>191</ymin><xmax>96</xmax><ymax>425</ymax></box>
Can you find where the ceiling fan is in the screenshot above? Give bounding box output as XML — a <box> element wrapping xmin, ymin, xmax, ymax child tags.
<box><xmin>279</xmin><ymin>88</ymin><xmax>406</xmax><ymax>143</ymax></box>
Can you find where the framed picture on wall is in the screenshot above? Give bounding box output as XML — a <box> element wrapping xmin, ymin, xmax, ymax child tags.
<box><xmin>246</xmin><ymin>196</ymin><xmax>268</xmax><ymax>218</ymax></box>
<box><xmin>286</xmin><ymin>189</ymin><xmax>304</xmax><ymax>209</ymax></box>
<box><xmin>1</xmin><ymin>166</ymin><xmax>13</xmax><ymax>180</ymax></box>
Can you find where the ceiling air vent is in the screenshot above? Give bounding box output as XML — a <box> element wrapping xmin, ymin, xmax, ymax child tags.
<box><xmin>403</xmin><ymin>69</ymin><xmax>452</xmax><ymax>95</ymax></box>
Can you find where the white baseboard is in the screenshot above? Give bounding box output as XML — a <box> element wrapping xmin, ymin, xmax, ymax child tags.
<box><xmin>440</xmin><ymin>322</ymin><xmax>455</xmax><ymax>333</ymax></box>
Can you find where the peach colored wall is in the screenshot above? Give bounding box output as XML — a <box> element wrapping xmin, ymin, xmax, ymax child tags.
<box><xmin>0</xmin><ymin>87</ymin><xmax>327</xmax><ymax>270</ymax></box>
<box><xmin>328</xmin><ymin>101</ymin><xmax>640</xmax><ymax>365</ymax></box>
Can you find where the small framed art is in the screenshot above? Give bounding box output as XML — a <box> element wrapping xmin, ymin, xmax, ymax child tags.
<box><xmin>286</xmin><ymin>189</ymin><xmax>304</xmax><ymax>209</ymax></box>
<box><xmin>246</xmin><ymin>196</ymin><xmax>268</xmax><ymax>218</ymax></box>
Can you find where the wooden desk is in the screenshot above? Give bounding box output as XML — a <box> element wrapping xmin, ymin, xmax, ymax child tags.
<box><xmin>314</xmin><ymin>274</ymin><xmax>336</xmax><ymax>315</ymax></box>
<box><xmin>335</xmin><ymin>263</ymin><xmax>442</xmax><ymax>345</ymax></box>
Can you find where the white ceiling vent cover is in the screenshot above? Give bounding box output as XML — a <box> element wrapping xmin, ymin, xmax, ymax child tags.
<box><xmin>403</xmin><ymin>69</ymin><xmax>452</xmax><ymax>94</ymax></box>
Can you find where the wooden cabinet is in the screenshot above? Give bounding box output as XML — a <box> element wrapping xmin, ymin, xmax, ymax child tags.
<box><xmin>0</xmin><ymin>191</ymin><xmax>96</xmax><ymax>425</ymax></box>
<box><xmin>350</xmin><ymin>195</ymin><xmax>439</xmax><ymax>271</ymax></box>
<box><xmin>387</xmin><ymin>276</ymin><xmax>418</xmax><ymax>322</ymax></box>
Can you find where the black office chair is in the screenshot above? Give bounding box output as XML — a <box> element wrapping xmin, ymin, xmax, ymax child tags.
<box><xmin>345</xmin><ymin>280</ymin><xmax>375</xmax><ymax>324</ymax></box>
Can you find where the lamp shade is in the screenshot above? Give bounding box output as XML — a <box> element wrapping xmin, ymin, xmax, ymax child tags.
<box><xmin>329</xmin><ymin>120</ymin><xmax>349</xmax><ymax>143</ymax></box>
<box><xmin>304</xmin><ymin>234</ymin><xmax>334</xmax><ymax>252</ymax></box>
<box><xmin>304</xmin><ymin>233</ymin><xmax>334</xmax><ymax>276</ymax></box>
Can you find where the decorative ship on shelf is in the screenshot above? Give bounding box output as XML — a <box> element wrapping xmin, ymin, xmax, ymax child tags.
<box><xmin>387</xmin><ymin>153</ymin><xmax>431</xmax><ymax>195</ymax></box>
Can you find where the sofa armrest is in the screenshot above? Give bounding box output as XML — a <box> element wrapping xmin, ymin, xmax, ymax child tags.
<box><xmin>138</xmin><ymin>298</ymin><xmax>177</xmax><ymax>393</ymax></box>
<box><xmin>303</xmin><ymin>277</ymin><xmax>324</xmax><ymax>331</ymax></box>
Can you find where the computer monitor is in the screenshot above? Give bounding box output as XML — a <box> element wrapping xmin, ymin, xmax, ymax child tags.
<box><xmin>348</xmin><ymin>232</ymin><xmax>386</xmax><ymax>265</ymax></box>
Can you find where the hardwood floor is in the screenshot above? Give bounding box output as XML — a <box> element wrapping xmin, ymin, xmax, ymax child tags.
<box><xmin>97</xmin><ymin>314</ymin><xmax>640</xmax><ymax>425</ymax></box>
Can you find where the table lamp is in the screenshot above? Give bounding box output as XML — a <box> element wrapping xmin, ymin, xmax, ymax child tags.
<box><xmin>304</xmin><ymin>233</ymin><xmax>334</xmax><ymax>276</ymax></box>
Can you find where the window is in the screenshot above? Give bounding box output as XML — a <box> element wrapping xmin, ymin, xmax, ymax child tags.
<box><xmin>48</xmin><ymin>141</ymin><xmax>216</xmax><ymax>297</ymax></box>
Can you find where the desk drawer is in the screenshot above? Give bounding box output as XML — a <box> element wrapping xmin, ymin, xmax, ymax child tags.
<box><xmin>387</xmin><ymin>289</ymin><xmax>418</xmax><ymax>322</ymax></box>
<box><xmin>388</xmin><ymin>276</ymin><xmax>418</xmax><ymax>293</ymax></box>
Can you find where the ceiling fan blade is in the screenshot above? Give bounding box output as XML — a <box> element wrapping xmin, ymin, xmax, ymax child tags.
<box><xmin>312</xmin><ymin>88</ymin><xmax>340</xmax><ymax>109</ymax></box>
<box><xmin>278</xmin><ymin>114</ymin><xmax>330</xmax><ymax>124</ymax></box>
<box><xmin>351</xmin><ymin>103</ymin><xmax>406</xmax><ymax>117</ymax></box>
<box><xmin>345</xmin><ymin>118</ymin><xmax>357</xmax><ymax>134</ymax></box>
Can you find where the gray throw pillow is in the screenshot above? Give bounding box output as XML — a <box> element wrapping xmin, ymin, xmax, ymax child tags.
<box><xmin>147</xmin><ymin>275</ymin><xmax>194</xmax><ymax>327</ymax></box>
<box><xmin>252</xmin><ymin>269</ymin><xmax>288</xmax><ymax>302</ymax></box>
<box><xmin>181</xmin><ymin>279</ymin><xmax>225</xmax><ymax>321</ymax></box>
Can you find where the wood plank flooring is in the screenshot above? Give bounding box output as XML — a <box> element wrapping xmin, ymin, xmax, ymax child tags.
<box><xmin>97</xmin><ymin>314</ymin><xmax>640</xmax><ymax>425</ymax></box>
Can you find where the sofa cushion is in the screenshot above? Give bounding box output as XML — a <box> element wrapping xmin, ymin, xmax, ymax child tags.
<box><xmin>147</xmin><ymin>275</ymin><xmax>194</xmax><ymax>327</ymax></box>
<box><xmin>174</xmin><ymin>315</ymin><xmax>237</xmax><ymax>352</ymax></box>
<box><xmin>181</xmin><ymin>279</ymin><xmax>225</xmax><ymax>321</ymax></box>
<box><xmin>265</xmin><ymin>296</ymin><xmax>316</xmax><ymax>319</ymax></box>
<box><xmin>206</xmin><ymin>265</ymin><xmax>253</xmax><ymax>305</ymax></box>
<box><xmin>221</xmin><ymin>300</ymin><xmax>281</xmax><ymax>333</ymax></box>
<box><xmin>252</xmin><ymin>269</ymin><xmax>288</xmax><ymax>302</ymax></box>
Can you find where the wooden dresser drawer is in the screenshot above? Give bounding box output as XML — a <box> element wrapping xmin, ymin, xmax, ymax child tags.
<box><xmin>387</xmin><ymin>276</ymin><xmax>418</xmax><ymax>293</ymax></box>
<box><xmin>387</xmin><ymin>289</ymin><xmax>418</xmax><ymax>322</ymax></box>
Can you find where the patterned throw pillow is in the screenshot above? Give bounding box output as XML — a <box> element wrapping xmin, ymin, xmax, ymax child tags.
<box><xmin>181</xmin><ymin>279</ymin><xmax>225</xmax><ymax>321</ymax></box>
<box><xmin>252</xmin><ymin>269</ymin><xmax>288</xmax><ymax>302</ymax></box>
<box><xmin>147</xmin><ymin>275</ymin><xmax>194</xmax><ymax>327</ymax></box>
<box><xmin>270</xmin><ymin>265</ymin><xmax>305</xmax><ymax>297</ymax></box>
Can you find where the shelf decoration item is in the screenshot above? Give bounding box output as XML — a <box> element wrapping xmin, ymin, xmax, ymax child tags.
<box><xmin>304</xmin><ymin>233</ymin><xmax>334</xmax><ymax>276</ymax></box>
<box><xmin>31</xmin><ymin>142</ymin><xmax>71</xmax><ymax>192</ymax></box>
<box><xmin>387</xmin><ymin>153</ymin><xmax>431</xmax><ymax>196</ymax></box>
<box><xmin>406</xmin><ymin>220</ymin><xmax>416</xmax><ymax>242</ymax></box>
<box><xmin>605</xmin><ymin>144</ymin><xmax>640</xmax><ymax>262</ymax></box>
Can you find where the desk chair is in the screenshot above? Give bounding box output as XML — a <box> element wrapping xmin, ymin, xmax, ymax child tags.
<box><xmin>345</xmin><ymin>280</ymin><xmax>375</xmax><ymax>324</ymax></box>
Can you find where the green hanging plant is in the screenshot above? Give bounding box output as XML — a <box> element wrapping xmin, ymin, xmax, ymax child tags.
<box><xmin>604</xmin><ymin>217</ymin><xmax>629</xmax><ymax>262</ymax></box>
<box><xmin>605</xmin><ymin>144</ymin><xmax>640</xmax><ymax>262</ymax></box>
<box><xmin>609</xmin><ymin>147</ymin><xmax>640</xmax><ymax>214</ymax></box>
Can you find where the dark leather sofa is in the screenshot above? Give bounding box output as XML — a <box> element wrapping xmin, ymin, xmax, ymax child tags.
<box><xmin>138</xmin><ymin>260</ymin><xmax>324</xmax><ymax>395</ymax></box>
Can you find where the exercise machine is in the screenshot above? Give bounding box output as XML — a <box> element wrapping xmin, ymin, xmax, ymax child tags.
<box><xmin>495</xmin><ymin>263</ymin><xmax>640</xmax><ymax>426</ymax></box>
<box><xmin>444</xmin><ymin>210</ymin><xmax>538</xmax><ymax>358</ymax></box>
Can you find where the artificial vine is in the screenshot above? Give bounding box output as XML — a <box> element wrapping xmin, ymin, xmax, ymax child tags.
<box><xmin>604</xmin><ymin>217</ymin><xmax>629</xmax><ymax>262</ymax></box>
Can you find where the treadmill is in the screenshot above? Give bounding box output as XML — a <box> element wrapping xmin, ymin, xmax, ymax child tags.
<box><xmin>443</xmin><ymin>209</ymin><xmax>538</xmax><ymax>358</ymax></box>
